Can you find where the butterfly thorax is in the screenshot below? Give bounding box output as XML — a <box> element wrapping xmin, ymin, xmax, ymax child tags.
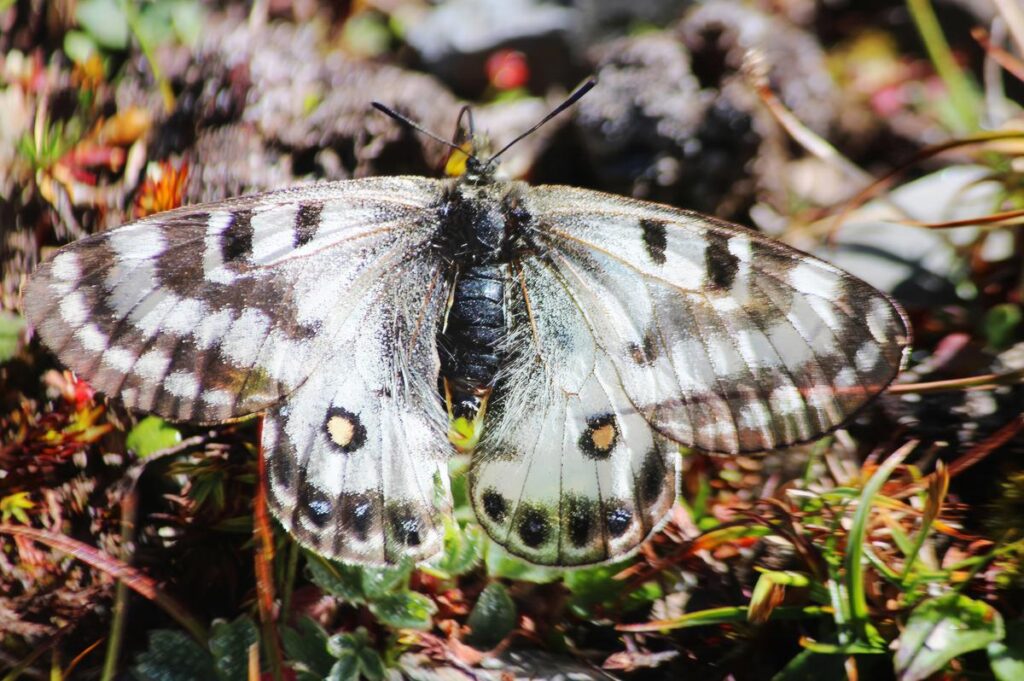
<box><xmin>437</xmin><ymin>177</ymin><xmax>532</xmax><ymax>451</ymax></box>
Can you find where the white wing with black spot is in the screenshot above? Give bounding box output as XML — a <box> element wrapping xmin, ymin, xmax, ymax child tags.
<box><xmin>25</xmin><ymin>176</ymin><xmax>456</xmax><ymax>564</ymax></box>
<box><xmin>468</xmin><ymin>185</ymin><xmax>909</xmax><ymax>566</ymax></box>
<box><xmin>468</xmin><ymin>257</ymin><xmax>679</xmax><ymax>566</ymax></box>
<box><xmin>24</xmin><ymin>177</ymin><xmax>445</xmax><ymax>423</ymax></box>
<box><xmin>263</xmin><ymin>254</ymin><xmax>453</xmax><ymax>564</ymax></box>
<box><xmin>526</xmin><ymin>186</ymin><xmax>910</xmax><ymax>454</ymax></box>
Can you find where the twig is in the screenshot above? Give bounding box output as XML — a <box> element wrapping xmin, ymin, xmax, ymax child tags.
<box><xmin>888</xmin><ymin>367</ymin><xmax>1024</xmax><ymax>394</ymax></box>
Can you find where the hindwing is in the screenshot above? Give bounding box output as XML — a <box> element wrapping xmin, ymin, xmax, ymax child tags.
<box><xmin>263</xmin><ymin>254</ymin><xmax>453</xmax><ymax>564</ymax></box>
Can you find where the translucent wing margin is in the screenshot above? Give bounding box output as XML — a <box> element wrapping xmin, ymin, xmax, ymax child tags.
<box><xmin>24</xmin><ymin>177</ymin><xmax>445</xmax><ymax>422</ymax></box>
<box><xmin>525</xmin><ymin>185</ymin><xmax>911</xmax><ymax>454</ymax></box>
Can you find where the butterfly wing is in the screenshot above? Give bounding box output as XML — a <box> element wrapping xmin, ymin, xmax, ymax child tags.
<box><xmin>263</xmin><ymin>251</ymin><xmax>453</xmax><ymax>564</ymax></box>
<box><xmin>26</xmin><ymin>176</ymin><xmax>456</xmax><ymax>564</ymax></box>
<box><xmin>468</xmin><ymin>258</ymin><xmax>680</xmax><ymax>564</ymax></box>
<box><xmin>469</xmin><ymin>185</ymin><xmax>909</xmax><ymax>566</ymax></box>
<box><xmin>467</xmin><ymin>250</ymin><xmax>683</xmax><ymax>566</ymax></box>
<box><xmin>525</xmin><ymin>185</ymin><xmax>910</xmax><ymax>454</ymax></box>
<box><xmin>24</xmin><ymin>177</ymin><xmax>444</xmax><ymax>423</ymax></box>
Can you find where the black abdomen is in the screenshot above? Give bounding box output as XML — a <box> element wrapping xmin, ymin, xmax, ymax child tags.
<box><xmin>441</xmin><ymin>264</ymin><xmax>506</xmax><ymax>395</ymax></box>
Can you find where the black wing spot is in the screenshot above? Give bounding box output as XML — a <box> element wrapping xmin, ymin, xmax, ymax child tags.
<box><xmin>565</xmin><ymin>496</ymin><xmax>596</xmax><ymax>548</ymax></box>
<box><xmin>605</xmin><ymin>504</ymin><xmax>633</xmax><ymax>538</ymax></box>
<box><xmin>706</xmin><ymin>232</ymin><xmax>740</xmax><ymax>290</ymax></box>
<box><xmin>294</xmin><ymin>202</ymin><xmax>323</xmax><ymax>247</ymax></box>
<box><xmin>640</xmin><ymin>447</ymin><xmax>666</xmax><ymax>505</ymax></box>
<box><xmin>627</xmin><ymin>330</ymin><xmax>660</xmax><ymax>366</ymax></box>
<box><xmin>221</xmin><ymin>209</ymin><xmax>254</xmax><ymax>262</ymax></box>
<box><xmin>324</xmin><ymin>407</ymin><xmax>367</xmax><ymax>453</ymax></box>
<box><xmin>271</xmin><ymin>438</ymin><xmax>295</xmax><ymax>489</ymax></box>
<box><xmin>482</xmin><ymin>488</ymin><xmax>509</xmax><ymax>523</ymax></box>
<box><xmin>301</xmin><ymin>487</ymin><xmax>333</xmax><ymax>528</ymax></box>
<box><xmin>579</xmin><ymin>413</ymin><xmax>618</xmax><ymax>460</ymax></box>
<box><xmin>517</xmin><ymin>505</ymin><xmax>550</xmax><ymax>548</ymax></box>
<box><xmin>388</xmin><ymin>505</ymin><xmax>423</xmax><ymax>547</ymax></box>
<box><xmin>640</xmin><ymin>218</ymin><xmax>667</xmax><ymax>265</ymax></box>
<box><xmin>340</xmin><ymin>493</ymin><xmax>375</xmax><ymax>541</ymax></box>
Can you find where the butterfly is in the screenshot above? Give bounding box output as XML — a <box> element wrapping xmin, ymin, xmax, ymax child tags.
<box><xmin>23</xmin><ymin>82</ymin><xmax>910</xmax><ymax>567</ymax></box>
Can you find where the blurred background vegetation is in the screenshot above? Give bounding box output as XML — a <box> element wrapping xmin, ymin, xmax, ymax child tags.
<box><xmin>1</xmin><ymin>0</ymin><xmax>1023</xmax><ymax>679</ymax></box>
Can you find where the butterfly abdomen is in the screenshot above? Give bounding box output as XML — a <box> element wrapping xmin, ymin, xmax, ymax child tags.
<box><xmin>441</xmin><ymin>264</ymin><xmax>507</xmax><ymax>406</ymax></box>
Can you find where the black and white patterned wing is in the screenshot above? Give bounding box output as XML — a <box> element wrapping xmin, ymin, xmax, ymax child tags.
<box><xmin>468</xmin><ymin>185</ymin><xmax>909</xmax><ymax>566</ymax></box>
<box><xmin>525</xmin><ymin>186</ymin><xmax>910</xmax><ymax>454</ymax></box>
<box><xmin>26</xmin><ymin>176</ymin><xmax>456</xmax><ymax>564</ymax></box>
<box><xmin>24</xmin><ymin>177</ymin><xmax>443</xmax><ymax>423</ymax></box>
<box><xmin>468</xmin><ymin>255</ymin><xmax>680</xmax><ymax>566</ymax></box>
<box><xmin>262</xmin><ymin>252</ymin><xmax>453</xmax><ymax>564</ymax></box>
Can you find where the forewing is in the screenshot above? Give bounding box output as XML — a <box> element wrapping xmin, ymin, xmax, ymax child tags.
<box><xmin>24</xmin><ymin>177</ymin><xmax>444</xmax><ymax>422</ymax></box>
<box><xmin>525</xmin><ymin>185</ymin><xmax>911</xmax><ymax>454</ymax></box>
<box><xmin>468</xmin><ymin>259</ymin><xmax>679</xmax><ymax>566</ymax></box>
<box><xmin>263</xmin><ymin>252</ymin><xmax>453</xmax><ymax>564</ymax></box>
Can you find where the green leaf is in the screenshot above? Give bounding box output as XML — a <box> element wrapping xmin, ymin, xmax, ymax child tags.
<box><xmin>341</xmin><ymin>11</ymin><xmax>391</xmax><ymax>58</ymax></box>
<box><xmin>327</xmin><ymin>628</ymin><xmax>384</xmax><ymax>681</ymax></box>
<box><xmin>484</xmin><ymin>543</ymin><xmax>560</xmax><ymax>583</ymax></box>
<box><xmin>771</xmin><ymin>650</ymin><xmax>846</xmax><ymax>681</ymax></box>
<box><xmin>76</xmin><ymin>0</ymin><xmax>129</xmax><ymax>50</ymax></box>
<box><xmin>894</xmin><ymin>593</ymin><xmax>1005</xmax><ymax>681</ymax></box>
<box><xmin>170</xmin><ymin>0</ymin><xmax>204</xmax><ymax>46</ymax></box>
<box><xmin>355</xmin><ymin>646</ymin><xmax>386</xmax><ymax>680</ymax></box>
<box><xmin>0</xmin><ymin>311</ymin><xmax>25</xmax><ymax>363</ymax></box>
<box><xmin>466</xmin><ymin>582</ymin><xmax>517</xmax><ymax>649</ymax></box>
<box><xmin>327</xmin><ymin>655</ymin><xmax>360</xmax><ymax>681</ymax></box>
<box><xmin>135</xmin><ymin>2</ymin><xmax>176</xmax><ymax>47</ymax></box>
<box><xmin>305</xmin><ymin>554</ymin><xmax>365</xmax><ymax>603</ymax></box>
<box><xmin>209</xmin><ymin>616</ymin><xmax>259</xmax><ymax>681</ymax></box>
<box><xmin>564</xmin><ymin>561</ymin><xmax>659</xmax><ymax>618</ymax></box>
<box><xmin>368</xmin><ymin>591</ymin><xmax>437</xmax><ymax>630</ymax></box>
<box><xmin>63</xmin><ymin>30</ymin><xmax>98</xmax><ymax>64</ymax></box>
<box><xmin>280</xmin><ymin>617</ymin><xmax>334</xmax><ymax>679</ymax></box>
<box><xmin>360</xmin><ymin>562</ymin><xmax>412</xmax><ymax>599</ymax></box>
<box><xmin>989</xmin><ymin>618</ymin><xmax>1024</xmax><ymax>681</ymax></box>
<box><xmin>131</xmin><ymin>629</ymin><xmax>218</xmax><ymax>681</ymax></box>
<box><xmin>986</xmin><ymin>304</ymin><xmax>1022</xmax><ymax>349</ymax></box>
<box><xmin>430</xmin><ymin>519</ymin><xmax>482</xmax><ymax>577</ymax></box>
<box><xmin>126</xmin><ymin>415</ymin><xmax>182</xmax><ymax>458</ymax></box>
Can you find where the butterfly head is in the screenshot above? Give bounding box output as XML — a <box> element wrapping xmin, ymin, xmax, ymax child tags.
<box><xmin>372</xmin><ymin>79</ymin><xmax>595</xmax><ymax>186</ymax></box>
<box><xmin>445</xmin><ymin>135</ymin><xmax>498</xmax><ymax>186</ymax></box>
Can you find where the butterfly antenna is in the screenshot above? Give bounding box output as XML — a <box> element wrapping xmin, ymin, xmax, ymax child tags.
<box><xmin>453</xmin><ymin>104</ymin><xmax>475</xmax><ymax>144</ymax></box>
<box><xmin>486</xmin><ymin>79</ymin><xmax>596</xmax><ymax>166</ymax></box>
<box><xmin>371</xmin><ymin>102</ymin><xmax>480</xmax><ymax>160</ymax></box>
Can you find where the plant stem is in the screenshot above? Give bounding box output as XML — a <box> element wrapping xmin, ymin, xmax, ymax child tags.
<box><xmin>845</xmin><ymin>440</ymin><xmax>917</xmax><ymax>642</ymax></box>
<box><xmin>906</xmin><ymin>0</ymin><xmax>980</xmax><ymax>133</ymax></box>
